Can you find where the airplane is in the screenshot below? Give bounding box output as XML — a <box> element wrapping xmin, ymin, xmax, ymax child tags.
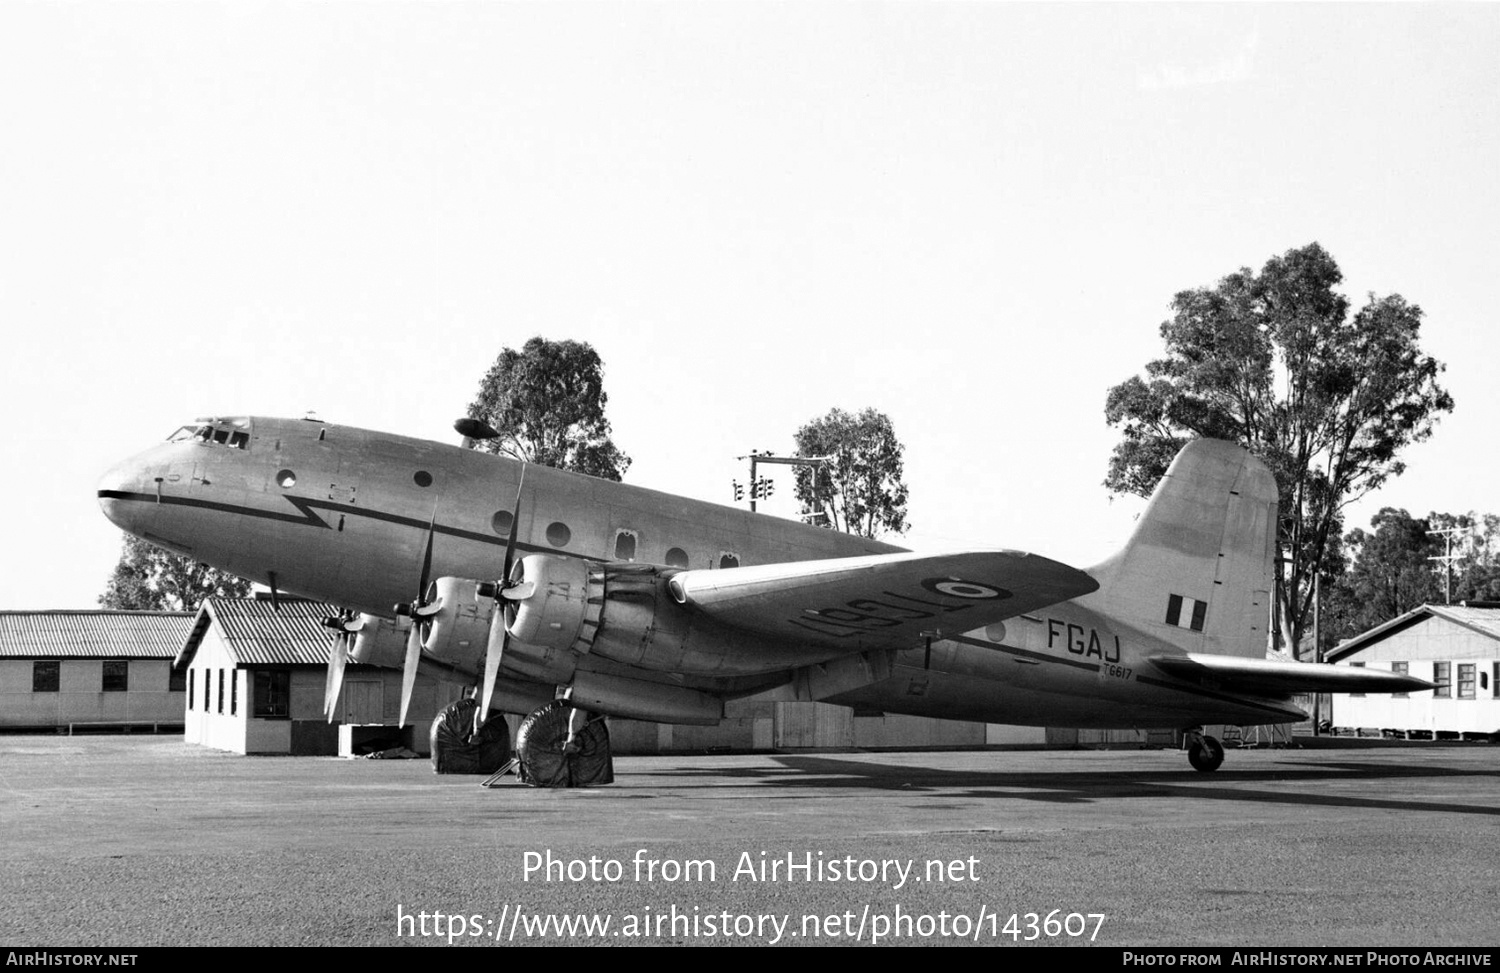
<box><xmin>97</xmin><ymin>415</ymin><xmax>1428</xmax><ymax>784</ymax></box>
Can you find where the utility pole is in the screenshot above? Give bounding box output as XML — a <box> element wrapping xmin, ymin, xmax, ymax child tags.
<box><xmin>1426</xmin><ymin>526</ymin><xmax>1470</xmax><ymax>605</ymax></box>
<box><xmin>734</xmin><ymin>450</ymin><xmax>832</xmax><ymax>520</ymax></box>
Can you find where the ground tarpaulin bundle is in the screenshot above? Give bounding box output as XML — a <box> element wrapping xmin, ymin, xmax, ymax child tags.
<box><xmin>429</xmin><ymin>697</ymin><xmax>510</xmax><ymax>774</ymax></box>
<box><xmin>515</xmin><ymin>700</ymin><xmax>613</xmax><ymax>787</ymax></box>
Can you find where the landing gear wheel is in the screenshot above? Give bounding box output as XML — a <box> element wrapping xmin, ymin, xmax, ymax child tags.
<box><xmin>1188</xmin><ymin>735</ymin><xmax>1225</xmax><ymax>772</ymax></box>
<box><xmin>429</xmin><ymin>697</ymin><xmax>510</xmax><ymax>774</ymax></box>
<box><xmin>515</xmin><ymin>700</ymin><xmax>614</xmax><ymax>788</ymax></box>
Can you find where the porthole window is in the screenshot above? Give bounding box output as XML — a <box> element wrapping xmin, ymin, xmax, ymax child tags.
<box><xmin>546</xmin><ymin>521</ymin><xmax>572</xmax><ymax>547</ymax></box>
<box><xmin>414</xmin><ymin>471</ymin><xmax>433</xmax><ymax>487</ymax></box>
<box><xmin>276</xmin><ymin>470</ymin><xmax>297</xmax><ymax>488</ymax></box>
<box><xmin>491</xmin><ymin>510</ymin><xmax>514</xmax><ymax>535</ymax></box>
<box><xmin>665</xmin><ymin>547</ymin><xmax>689</xmax><ymax>569</ymax></box>
<box><xmin>718</xmin><ymin>552</ymin><xmax>740</xmax><ymax>569</ymax></box>
<box><xmin>614</xmin><ymin>530</ymin><xmax>637</xmax><ymax>561</ymax></box>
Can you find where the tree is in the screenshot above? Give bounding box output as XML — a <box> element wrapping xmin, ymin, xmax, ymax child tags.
<box><xmin>792</xmin><ymin>407</ymin><xmax>910</xmax><ymax>538</ymax></box>
<box><xmin>1323</xmin><ymin>509</ymin><xmax>1500</xmax><ymax>650</ymax></box>
<box><xmin>466</xmin><ymin>337</ymin><xmax>630</xmax><ymax>481</ymax></box>
<box><xmin>1321</xmin><ymin>508</ymin><xmax>1443</xmax><ymax>648</ymax></box>
<box><xmin>99</xmin><ymin>534</ymin><xmax>251</xmax><ymax>611</ymax></box>
<box><xmin>1103</xmin><ymin>243</ymin><xmax>1453</xmax><ymax>658</ymax></box>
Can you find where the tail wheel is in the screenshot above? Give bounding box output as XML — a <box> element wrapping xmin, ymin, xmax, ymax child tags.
<box><xmin>1188</xmin><ymin>735</ymin><xmax>1225</xmax><ymax>772</ymax></box>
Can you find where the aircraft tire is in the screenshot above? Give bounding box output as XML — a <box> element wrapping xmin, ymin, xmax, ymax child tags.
<box><xmin>1188</xmin><ymin>735</ymin><xmax>1225</xmax><ymax>772</ymax></box>
<box><xmin>515</xmin><ymin>700</ymin><xmax>614</xmax><ymax>788</ymax></box>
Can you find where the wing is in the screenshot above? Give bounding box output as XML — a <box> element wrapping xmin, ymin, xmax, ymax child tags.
<box><xmin>1148</xmin><ymin>653</ymin><xmax>1435</xmax><ymax>698</ymax></box>
<box><xmin>671</xmin><ymin>550</ymin><xmax>1098</xmax><ymax>650</ymax></box>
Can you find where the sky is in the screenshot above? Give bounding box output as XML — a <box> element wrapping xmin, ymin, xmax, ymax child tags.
<box><xmin>1</xmin><ymin>3</ymin><xmax>1497</xmax><ymax>611</ymax></box>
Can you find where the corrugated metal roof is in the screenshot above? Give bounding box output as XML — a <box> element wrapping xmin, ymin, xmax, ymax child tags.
<box><xmin>1328</xmin><ymin>603</ymin><xmax>1500</xmax><ymax>660</ymax></box>
<box><xmin>1431</xmin><ymin>604</ymin><xmax>1500</xmax><ymax>640</ymax></box>
<box><xmin>0</xmin><ymin>610</ymin><xmax>195</xmax><ymax>659</ymax></box>
<box><xmin>184</xmin><ymin>597</ymin><xmax>341</xmax><ymax>667</ymax></box>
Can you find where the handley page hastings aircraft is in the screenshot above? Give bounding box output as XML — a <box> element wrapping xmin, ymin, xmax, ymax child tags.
<box><xmin>98</xmin><ymin>416</ymin><xmax>1426</xmax><ymax>781</ymax></box>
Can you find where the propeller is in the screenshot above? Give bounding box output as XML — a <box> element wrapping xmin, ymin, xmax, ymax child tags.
<box><xmin>476</xmin><ymin>465</ymin><xmax>527</xmax><ymax>734</ymax></box>
<box><xmin>321</xmin><ymin>610</ymin><xmax>361</xmax><ymax>722</ymax></box>
<box><xmin>395</xmin><ymin>511</ymin><xmax>442</xmax><ymax>728</ymax></box>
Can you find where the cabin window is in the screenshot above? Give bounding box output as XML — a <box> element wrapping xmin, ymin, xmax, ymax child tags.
<box><xmin>231</xmin><ymin>670</ymin><xmax>239</xmax><ymax>715</ymax></box>
<box><xmin>414</xmin><ymin>471</ymin><xmax>433</xmax><ymax>487</ymax></box>
<box><xmin>32</xmin><ymin>661</ymin><xmax>59</xmax><ymax>693</ymax></box>
<box><xmin>665</xmin><ymin>547</ymin><xmax>689</xmax><ymax>569</ymax></box>
<box><xmin>187</xmin><ymin>670</ymin><xmax>195</xmax><ymax>709</ymax></box>
<box><xmin>614</xmin><ymin>530</ymin><xmax>637</xmax><ymax>561</ymax></box>
<box><xmin>1391</xmin><ymin>662</ymin><xmax>1408</xmax><ymax>698</ymax></box>
<box><xmin>718</xmin><ymin>552</ymin><xmax>740</xmax><ymax>569</ymax></box>
<box><xmin>1432</xmin><ymin>662</ymin><xmax>1451</xmax><ymax>698</ymax></box>
<box><xmin>254</xmin><ymin>670</ymin><xmax>291</xmax><ymax>719</ymax></box>
<box><xmin>276</xmin><ymin>470</ymin><xmax>297</xmax><ymax>488</ymax></box>
<box><xmin>546</xmin><ymin>522</ymin><xmax>571</xmax><ymax>548</ymax></box>
<box><xmin>491</xmin><ymin>510</ymin><xmax>514</xmax><ymax>535</ymax></box>
<box><xmin>1457</xmin><ymin>664</ymin><xmax>1475</xmax><ymax>700</ymax></box>
<box><xmin>218</xmin><ymin>670</ymin><xmax>225</xmax><ymax>713</ymax></box>
<box><xmin>1348</xmin><ymin>661</ymin><xmax>1365</xmax><ymax>697</ymax></box>
<box><xmin>103</xmin><ymin>660</ymin><xmax>128</xmax><ymax>692</ymax></box>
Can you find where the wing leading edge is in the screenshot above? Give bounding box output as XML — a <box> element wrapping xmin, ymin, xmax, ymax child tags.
<box><xmin>670</xmin><ymin>550</ymin><xmax>1099</xmax><ymax>651</ymax></box>
<box><xmin>1148</xmin><ymin>653</ymin><xmax>1435</xmax><ymax>698</ymax></box>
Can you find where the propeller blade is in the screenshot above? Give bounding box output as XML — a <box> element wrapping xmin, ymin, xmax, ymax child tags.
<box><xmin>324</xmin><ymin>632</ymin><xmax>349</xmax><ymax>723</ymax></box>
<box><xmin>398</xmin><ymin>621</ymin><xmax>422</xmax><ymax>728</ymax></box>
<box><xmin>477</xmin><ymin>616</ymin><xmax>506</xmax><ymax>735</ymax></box>
<box><xmin>416</xmin><ymin>509</ymin><xmax>437</xmax><ymax>601</ymax></box>
<box><xmin>476</xmin><ymin>465</ymin><xmax>528</xmax><ymax>736</ymax></box>
<box><xmin>396</xmin><ymin>509</ymin><xmax>439</xmax><ymax>730</ymax></box>
<box><xmin>501</xmin><ymin>580</ymin><xmax>535</xmax><ymax>600</ymax></box>
<box><xmin>502</xmin><ymin>465</ymin><xmax>526</xmax><ymax>581</ymax></box>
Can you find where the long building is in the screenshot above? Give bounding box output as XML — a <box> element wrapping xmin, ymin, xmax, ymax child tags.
<box><xmin>1328</xmin><ymin>603</ymin><xmax>1500</xmax><ymax>739</ymax></box>
<box><xmin>0</xmin><ymin>610</ymin><xmax>194</xmax><ymax>731</ymax></box>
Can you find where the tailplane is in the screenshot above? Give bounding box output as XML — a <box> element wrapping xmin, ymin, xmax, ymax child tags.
<box><xmin>1086</xmin><ymin>440</ymin><xmax>1277</xmax><ymax>658</ymax></box>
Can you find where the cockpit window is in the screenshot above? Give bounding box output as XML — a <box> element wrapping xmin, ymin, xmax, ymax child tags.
<box><xmin>168</xmin><ymin>420</ymin><xmax>250</xmax><ymax>450</ymax></box>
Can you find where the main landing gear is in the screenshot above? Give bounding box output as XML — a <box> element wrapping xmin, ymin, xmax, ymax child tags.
<box><xmin>429</xmin><ymin>697</ymin><xmax>511</xmax><ymax>775</ymax></box>
<box><xmin>514</xmin><ymin>700</ymin><xmax>614</xmax><ymax>787</ymax></box>
<box><xmin>1184</xmin><ymin>726</ymin><xmax>1225</xmax><ymax>772</ymax></box>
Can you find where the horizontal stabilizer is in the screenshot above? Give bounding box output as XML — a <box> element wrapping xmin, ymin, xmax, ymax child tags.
<box><xmin>672</xmin><ymin>550</ymin><xmax>1098</xmax><ymax>650</ymax></box>
<box><xmin>1148</xmin><ymin>653</ymin><xmax>1434</xmax><ymax>698</ymax></box>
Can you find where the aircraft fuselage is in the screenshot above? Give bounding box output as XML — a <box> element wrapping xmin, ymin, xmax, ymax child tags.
<box><xmin>98</xmin><ymin>416</ymin><xmax>1303</xmax><ymax>731</ymax></box>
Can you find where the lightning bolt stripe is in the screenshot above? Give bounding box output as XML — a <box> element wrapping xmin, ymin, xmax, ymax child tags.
<box><xmin>96</xmin><ymin>490</ymin><xmax>601</xmax><ymax>561</ymax></box>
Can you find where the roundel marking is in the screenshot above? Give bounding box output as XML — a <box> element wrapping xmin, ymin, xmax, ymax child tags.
<box><xmin>920</xmin><ymin>578</ymin><xmax>1011</xmax><ymax>600</ymax></box>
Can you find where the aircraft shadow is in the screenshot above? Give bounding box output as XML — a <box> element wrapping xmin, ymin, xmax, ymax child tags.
<box><xmin>644</xmin><ymin>752</ymin><xmax>1500</xmax><ymax>818</ymax></box>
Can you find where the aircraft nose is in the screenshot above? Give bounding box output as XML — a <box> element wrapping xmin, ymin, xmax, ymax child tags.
<box><xmin>97</xmin><ymin>458</ymin><xmax>148</xmax><ymax>532</ymax></box>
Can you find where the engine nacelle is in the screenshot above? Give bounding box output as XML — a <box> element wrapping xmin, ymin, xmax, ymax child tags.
<box><xmin>421</xmin><ymin>576</ymin><xmax>497</xmax><ymax>669</ymax></box>
<box><xmin>349</xmin><ymin>613</ymin><xmax>410</xmax><ymax>669</ymax></box>
<box><xmin>506</xmin><ymin>554</ymin><xmax>596</xmax><ymax>651</ymax></box>
<box><xmin>504</xmin><ymin>555</ymin><xmax>824</xmax><ymax>677</ymax></box>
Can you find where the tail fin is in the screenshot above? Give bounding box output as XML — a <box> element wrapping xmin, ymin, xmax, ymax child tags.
<box><xmin>1086</xmin><ymin>440</ymin><xmax>1276</xmax><ymax>658</ymax></box>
